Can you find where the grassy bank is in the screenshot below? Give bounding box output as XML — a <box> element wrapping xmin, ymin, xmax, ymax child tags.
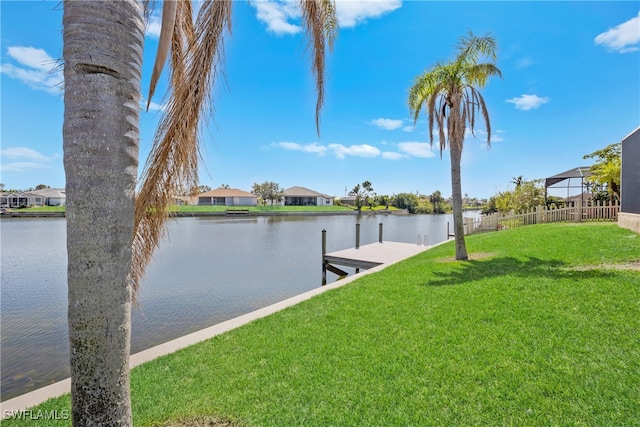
<box><xmin>12</xmin><ymin>205</ymin><xmax>358</xmax><ymax>214</ymax></box>
<box><xmin>5</xmin><ymin>223</ymin><xmax>639</xmax><ymax>426</ymax></box>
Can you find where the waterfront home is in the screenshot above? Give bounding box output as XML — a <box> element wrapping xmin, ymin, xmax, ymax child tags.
<box><xmin>281</xmin><ymin>186</ymin><xmax>333</xmax><ymax>206</ymax></box>
<box><xmin>0</xmin><ymin>188</ymin><xmax>66</xmax><ymax>208</ymax></box>
<box><xmin>197</xmin><ymin>188</ymin><xmax>258</xmax><ymax>206</ymax></box>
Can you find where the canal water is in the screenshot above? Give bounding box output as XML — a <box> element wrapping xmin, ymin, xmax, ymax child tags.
<box><xmin>0</xmin><ymin>212</ymin><xmax>478</xmax><ymax>400</ymax></box>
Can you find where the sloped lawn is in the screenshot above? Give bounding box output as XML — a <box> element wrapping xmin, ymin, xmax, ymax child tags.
<box><xmin>6</xmin><ymin>223</ymin><xmax>639</xmax><ymax>426</ymax></box>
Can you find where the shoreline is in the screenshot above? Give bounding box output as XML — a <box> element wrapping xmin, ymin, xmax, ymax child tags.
<box><xmin>0</xmin><ymin>209</ymin><xmax>410</xmax><ymax>219</ymax></box>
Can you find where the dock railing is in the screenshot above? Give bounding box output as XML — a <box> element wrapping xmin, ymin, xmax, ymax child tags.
<box><xmin>464</xmin><ymin>201</ymin><xmax>620</xmax><ymax>235</ymax></box>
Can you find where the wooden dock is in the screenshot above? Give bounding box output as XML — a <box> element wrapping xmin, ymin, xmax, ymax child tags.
<box><xmin>322</xmin><ymin>241</ymin><xmax>431</xmax><ymax>285</ymax></box>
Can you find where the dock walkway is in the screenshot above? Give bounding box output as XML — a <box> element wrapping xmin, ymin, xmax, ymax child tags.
<box><xmin>322</xmin><ymin>241</ymin><xmax>432</xmax><ymax>284</ymax></box>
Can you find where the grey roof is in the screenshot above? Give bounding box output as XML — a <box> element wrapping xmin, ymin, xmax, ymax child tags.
<box><xmin>545</xmin><ymin>167</ymin><xmax>592</xmax><ymax>188</ymax></box>
<box><xmin>31</xmin><ymin>188</ymin><xmax>66</xmax><ymax>198</ymax></box>
<box><xmin>283</xmin><ymin>186</ymin><xmax>331</xmax><ymax>198</ymax></box>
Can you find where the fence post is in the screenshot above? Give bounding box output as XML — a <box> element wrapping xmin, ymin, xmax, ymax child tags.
<box><xmin>536</xmin><ymin>205</ymin><xmax>543</xmax><ymax>224</ymax></box>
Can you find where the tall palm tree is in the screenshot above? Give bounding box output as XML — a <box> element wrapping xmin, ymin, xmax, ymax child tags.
<box><xmin>408</xmin><ymin>31</ymin><xmax>501</xmax><ymax>260</ymax></box>
<box><xmin>63</xmin><ymin>1</ymin><xmax>336</xmax><ymax>424</ymax></box>
<box><xmin>511</xmin><ymin>175</ymin><xmax>524</xmax><ymax>189</ymax></box>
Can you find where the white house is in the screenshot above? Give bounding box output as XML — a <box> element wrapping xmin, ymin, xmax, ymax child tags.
<box><xmin>281</xmin><ymin>186</ymin><xmax>333</xmax><ymax>206</ymax></box>
<box><xmin>1</xmin><ymin>188</ymin><xmax>66</xmax><ymax>207</ymax></box>
<box><xmin>197</xmin><ymin>188</ymin><xmax>257</xmax><ymax>206</ymax></box>
<box><xmin>32</xmin><ymin>188</ymin><xmax>66</xmax><ymax>206</ymax></box>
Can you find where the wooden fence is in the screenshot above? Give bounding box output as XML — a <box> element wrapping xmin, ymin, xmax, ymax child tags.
<box><xmin>464</xmin><ymin>201</ymin><xmax>620</xmax><ymax>235</ymax></box>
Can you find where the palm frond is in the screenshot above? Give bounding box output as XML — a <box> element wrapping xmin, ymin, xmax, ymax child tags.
<box><xmin>132</xmin><ymin>0</ymin><xmax>232</xmax><ymax>297</ymax></box>
<box><xmin>147</xmin><ymin>0</ymin><xmax>177</xmax><ymax>110</ymax></box>
<box><xmin>300</xmin><ymin>0</ymin><xmax>337</xmax><ymax>135</ymax></box>
<box><xmin>456</xmin><ymin>30</ymin><xmax>498</xmax><ymax>64</ymax></box>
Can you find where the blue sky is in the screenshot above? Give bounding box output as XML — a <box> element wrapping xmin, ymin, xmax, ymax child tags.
<box><xmin>1</xmin><ymin>1</ymin><xmax>639</xmax><ymax>199</ymax></box>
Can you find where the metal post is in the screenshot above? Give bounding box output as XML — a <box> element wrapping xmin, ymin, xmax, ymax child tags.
<box><xmin>355</xmin><ymin>223</ymin><xmax>360</xmax><ymax>249</ymax></box>
<box><xmin>378</xmin><ymin>222</ymin><xmax>383</xmax><ymax>243</ymax></box>
<box><xmin>321</xmin><ymin>229</ymin><xmax>327</xmax><ymax>286</ymax></box>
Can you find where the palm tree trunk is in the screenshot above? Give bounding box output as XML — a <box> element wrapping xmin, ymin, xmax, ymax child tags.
<box><xmin>449</xmin><ymin>140</ymin><xmax>469</xmax><ymax>261</ymax></box>
<box><xmin>63</xmin><ymin>1</ymin><xmax>144</xmax><ymax>424</ymax></box>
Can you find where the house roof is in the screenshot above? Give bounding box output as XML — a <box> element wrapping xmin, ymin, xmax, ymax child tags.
<box><xmin>197</xmin><ymin>188</ymin><xmax>256</xmax><ymax>198</ymax></box>
<box><xmin>545</xmin><ymin>167</ymin><xmax>593</xmax><ymax>188</ymax></box>
<box><xmin>31</xmin><ymin>188</ymin><xmax>66</xmax><ymax>198</ymax></box>
<box><xmin>284</xmin><ymin>186</ymin><xmax>331</xmax><ymax>198</ymax></box>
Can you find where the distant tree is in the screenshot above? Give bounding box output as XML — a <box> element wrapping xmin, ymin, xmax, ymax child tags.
<box><xmin>218</xmin><ymin>184</ymin><xmax>230</xmax><ymax>189</ymax></box>
<box><xmin>408</xmin><ymin>32</ymin><xmax>501</xmax><ymax>260</ymax></box>
<box><xmin>429</xmin><ymin>190</ymin><xmax>446</xmax><ymax>214</ymax></box>
<box><xmin>492</xmin><ymin>179</ymin><xmax>545</xmax><ymax>214</ymax></box>
<box><xmin>511</xmin><ymin>176</ymin><xmax>524</xmax><ymax>189</ymax></box>
<box><xmin>252</xmin><ymin>181</ymin><xmax>283</xmax><ymax>205</ymax></box>
<box><xmin>35</xmin><ymin>184</ymin><xmax>51</xmax><ymax>190</ymax></box>
<box><xmin>394</xmin><ymin>192</ymin><xmax>420</xmax><ymax>213</ymax></box>
<box><xmin>0</xmin><ymin>183</ymin><xmax>4</xmax><ymax>191</ymax></box>
<box><xmin>348</xmin><ymin>181</ymin><xmax>374</xmax><ymax>212</ymax></box>
<box><xmin>583</xmin><ymin>143</ymin><xmax>621</xmax><ymax>201</ymax></box>
<box><xmin>481</xmin><ymin>196</ymin><xmax>498</xmax><ymax>215</ymax></box>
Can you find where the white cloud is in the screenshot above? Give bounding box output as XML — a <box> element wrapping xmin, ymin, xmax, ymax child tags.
<box><xmin>273</xmin><ymin>141</ymin><xmax>327</xmax><ymax>155</ymax></box>
<box><xmin>515</xmin><ymin>56</ymin><xmax>534</xmax><ymax>69</ymax></box>
<box><xmin>595</xmin><ymin>12</ymin><xmax>640</xmax><ymax>53</ymax></box>
<box><xmin>369</xmin><ymin>118</ymin><xmax>404</xmax><ymax>130</ymax></box>
<box><xmin>0</xmin><ymin>162</ymin><xmax>52</xmax><ymax>172</ymax></box>
<box><xmin>1</xmin><ymin>147</ymin><xmax>50</xmax><ymax>161</ymax></box>
<box><xmin>382</xmin><ymin>151</ymin><xmax>408</xmax><ymax>160</ymax></box>
<box><xmin>402</xmin><ymin>125</ymin><xmax>415</xmax><ymax>133</ymax></box>
<box><xmin>141</xmin><ymin>97</ymin><xmax>167</xmax><ymax>112</ymax></box>
<box><xmin>252</xmin><ymin>0</ymin><xmax>302</xmax><ymax>35</ymax></box>
<box><xmin>328</xmin><ymin>143</ymin><xmax>381</xmax><ymax>159</ymax></box>
<box><xmin>336</xmin><ymin>0</ymin><xmax>402</xmax><ymax>28</ymax></box>
<box><xmin>251</xmin><ymin>0</ymin><xmax>401</xmax><ymax>35</ymax></box>
<box><xmin>506</xmin><ymin>94</ymin><xmax>550</xmax><ymax>111</ymax></box>
<box><xmin>465</xmin><ymin>128</ymin><xmax>505</xmax><ymax>144</ymax></box>
<box><xmin>1</xmin><ymin>46</ymin><xmax>62</xmax><ymax>94</ymax></box>
<box><xmin>397</xmin><ymin>142</ymin><xmax>434</xmax><ymax>158</ymax></box>
<box><xmin>146</xmin><ymin>13</ymin><xmax>162</xmax><ymax>38</ymax></box>
<box><xmin>0</xmin><ymin>147</ymin><xmax>58</xmax><ymax>172</ymax></box>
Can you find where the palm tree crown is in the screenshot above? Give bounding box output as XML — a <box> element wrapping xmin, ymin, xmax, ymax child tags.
<box><xmin>408</xmin><ymin>31</ymin><xmax>501</xmax><ymax>155</ymax></box>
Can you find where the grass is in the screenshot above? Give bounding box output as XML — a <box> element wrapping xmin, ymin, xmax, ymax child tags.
<box><xmin>4</xmin><ymin>223</ymin><xmax>639</xmax><ymax>426</ymax></box>
<box><xmin>9</xmin><ymin>205</ymin><xmax>66</xmax><ymax>212</ymax></box>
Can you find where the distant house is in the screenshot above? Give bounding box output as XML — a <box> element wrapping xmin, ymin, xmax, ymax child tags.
<box><xmin>1</xmin><ymin>188</ymin><xmax>66</xmax><ymax>207</ymax></box>
<box><xmin>340</xmin><ymin>196</ymin><xmax>357</xmax><ymax>207</ymax></box>
<box><xmin>281</xmin><ymin>186</ymin><xmax>333</xmax><ymax>206</ymax></box>
<box><xmin>174</xmin><ymin>195</ymin><xmax>198</xmax><ymax>206</ymax></box>
<box><xmin>197</xmin><ymin>188</ymin><xmax>257</xmax><ymax>206</ymax></box>
<box><xmin>32</xmin><ymin>188</ymin><xmax>66</xmax><ymax>206</ymax></box>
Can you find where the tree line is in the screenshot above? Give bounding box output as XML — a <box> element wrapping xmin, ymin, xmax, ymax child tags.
<box><xmin>481</xmin><ymin>143</ymin><xmax>621</xmax><ymax>215</ymax></box>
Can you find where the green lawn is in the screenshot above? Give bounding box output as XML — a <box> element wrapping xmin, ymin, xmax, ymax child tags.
<box><xmin>11</xmin><ymin>205</ymin><xmax>66</xmax><ymax>212</ymax></box>
<box><xmin>5</xmin><ymin>223</ymin><xmax>639</xmax><ymax>426</ymax></box>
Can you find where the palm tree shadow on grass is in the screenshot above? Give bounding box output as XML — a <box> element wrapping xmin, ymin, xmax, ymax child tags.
<box><xmin>425</xmin><ymin>256</ymin><xmax>617</xmax><ymax>287</ymax></box>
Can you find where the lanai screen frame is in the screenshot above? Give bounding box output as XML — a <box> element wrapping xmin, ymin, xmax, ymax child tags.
<box><xmin>544</xmin><ymin>166</ymin><xmax>594</xmax><ymax>206</ymax></box>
